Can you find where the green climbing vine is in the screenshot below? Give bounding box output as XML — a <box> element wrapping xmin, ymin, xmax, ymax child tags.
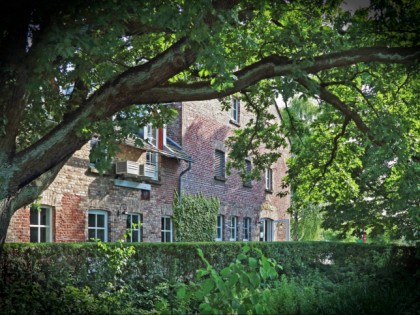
<box><xmin>172</xmin><ymin>192</ymin><xmax>220</xmax><ymax>242</ymax></box>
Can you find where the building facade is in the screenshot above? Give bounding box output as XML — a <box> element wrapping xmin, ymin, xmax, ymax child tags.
<box><xmin>6</xmin><ymin>99</ymin><xmax>290</xmax><ymax>243</ymax></box>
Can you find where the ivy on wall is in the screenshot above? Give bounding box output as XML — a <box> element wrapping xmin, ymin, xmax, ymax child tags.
<box><xmin>172</xmin><ymin>192</ymin><xmax>220</xmax><ymax>242</ymax></box>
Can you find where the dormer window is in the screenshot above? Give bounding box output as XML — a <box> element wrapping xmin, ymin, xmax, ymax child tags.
<box><xmin>142</xmin><ymin>124</ymin><xmax>166</xmax><ymax>148</ymax></box>
<box><xmin>144</xmin><ymin>124</ymin><xmax>158</xmax><ymax>146</ymax></box>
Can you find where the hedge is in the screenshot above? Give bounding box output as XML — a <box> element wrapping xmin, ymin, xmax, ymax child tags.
<box><xmin>1</xmin><ymin>241</ymin><xmax>417</xmax><ymax>293</ymax></box>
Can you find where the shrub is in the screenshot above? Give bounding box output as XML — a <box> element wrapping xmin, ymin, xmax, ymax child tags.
<box><xmin>168</xmin><ymin>245</ymin><xmax>281</xmax><ymax>314</ymax></box>
<box><xmin>0</xmin><ymin>242</ymin><xmax>418</xmax><ymax>314</ymax></box>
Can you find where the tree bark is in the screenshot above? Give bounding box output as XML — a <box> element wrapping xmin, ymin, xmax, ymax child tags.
<box><xmin>0</xmin><ymin>159</ymin><xmax>68</xmax><ymax>245</ymax></box>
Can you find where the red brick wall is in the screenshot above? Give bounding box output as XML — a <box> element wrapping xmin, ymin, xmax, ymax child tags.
<box><xmin>6</xmin><ymin>100</ymin><xmax>290</xmax><ymax>243</ymax></box>
<box><xmin>56</xmin><ymin>194</ymin><xmax>85</xmax><ymax>242</ymax></box>
<box><xmin>7</xmin><ymin>207</ymin><xmax>30</xmax><ymax>242</ymax></box>
<box><xmin>180</xmin><ymin>100</ymin><xmax>290</xmax><ymax>241</ymax></box>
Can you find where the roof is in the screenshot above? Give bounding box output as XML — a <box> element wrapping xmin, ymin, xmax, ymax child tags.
<box><xmin>123</xmin><ymin>136</ymin><xmax>192</xmax><ymax>162</ymax></box>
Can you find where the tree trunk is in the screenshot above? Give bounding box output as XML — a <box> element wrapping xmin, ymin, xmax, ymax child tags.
<box><xmin>293</xmin><ymin>210</ymin><xmax>299</xmax><ymax>241</ymax></box>
<box><xmin>0</xmin><ymin>197</ymin><xmax>15</xmax><ymax>246</ymax></box>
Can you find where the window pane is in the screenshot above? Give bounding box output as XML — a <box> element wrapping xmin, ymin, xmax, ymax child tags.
<box><xmin>30</xmin><ymin>227</ymin><xmax>38</xmax><ymax>242</ymax></box>
<box><xmin>97</xmin><ymin>229</ymin><xmax>105</xmax><ymax>241</ymax></box>
<box><xmin>127</xmin><ymin>215</ymin><xmax>132</xmax><ymax>229</ymax></box>
<box><xmin>40</xmin><ymin>227</ymin><xmax>47</xmax><ymax>242</ymax></box>
<box><xmin>88</xmin><ymin>214</ymin><xmax>95</xmax><ymax>227</ymax></box>
<box><xmin>30</xmin><ymin>209</ymin><xmax>38</xmax><ymax>225</ymax></box>
<box><xmin>97</xmin><ymin>214</ymin><xmax>105</xmax><ymax>228</ymax></box>
<box><xmin>132</xmin><ymin>215</ymin><xmax>139</xmax><ymax>225</ymax></box>
<box><xmin>40</xmin><ymin>208</ymin><xmax>47</xmax><ymax>225</ymax></box>
<box><xmin>88</xmin><ymin>229</ymin><xmax>96</xmax><ymax>240</ymax></box>
<box><xmin>132</xmin><ymin>231</ymin><xmax>139</xmax><ymax>242</ymax></box>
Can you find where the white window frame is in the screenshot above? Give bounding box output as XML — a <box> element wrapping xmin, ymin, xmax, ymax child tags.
<box><xmin>230</xmin><ymin>216</ymin><xmax>238</xmax><ymax>241</ymax></box>
<box><xmin>265</xmin><ymin>168</ymin><xmax>273</xmax><ymax>191</ymax></box>
<box><xmin>243</xmin><ymin>217</ymin><xmax>252</xmax><ymax>241</ymax></box>
<box><xmin>144</xmin><ymin>124</ymin><xmax>158</xmax><ymax>146</ymax></box>
<box><xmin>143</xmin><ymin>123</ymin><xmax>167</xmax><ymax>147</ymax></box>
<box><xmin>216</xmin><ymin>215</ymin><xmax>224</xmax><ymax>241</ymax></box>
<box><xmin>231</xmin><ymin>97</ymin><xmax>240</xmax><ymax>122</ymax></box>
<box><xmin>88</xmin><ymin>210</ymin><xmax>108</xmax><ymax>242</ymax></box>
<box><xmin>126</xmin><ymin>213</ymin><xmax>142</xmax><ymax>242</ymax></box>
<box><xmin>161</xmin><ymin>216</ymin><xmax>173</xmax><ymax>242</ymax></box>
<box><xmin>259</xmin><ymin>218</ymin><xmax>274</xmax><ymax>242</ymax></box>
<box><xmin>30</xmin><ymin>206</ymin><xmax>53</xmax><ymax>243</ymax></box>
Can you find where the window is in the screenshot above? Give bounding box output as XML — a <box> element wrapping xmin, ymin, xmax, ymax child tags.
<box><xmin>265</xmin><ymin>168</ymin><xmax>273</xmax><ymax>191</ymax></box>
<box><xmin>140</xmin><ymin>123</ymin><xmax>167</xmax><ymax>147</ymax></box>
<box><xmin>259</xmin><ymin>218</ymin><xmax>273</xmax><ymax>242</ymax></box>
<box><xmin>243</xmin><ymin>217</ymin><xmax>252</xmax><ymax>241</ymax></box>
<box><xmin>230</xmin><ymin>216</ymin><xmax>238</xmax><ymax>241</ymax></box>
<box><xmin>214</xmin><ymin>150</ymin><xmax>226</xmax><ymax>180</ymax></box>
<box><xmin>146</xmin><ymin>151</ymin><xmax>159</xmax><ymax>180</ymax></box>
<box><xmin>231</xmin><ymin>97</ymin><xmax>240</xmax><ymax>123</ymax></box>
<box><xmin>145</xmin><ymin>124</ymin><xmax>158</xmax><ymax>146</ymax></box>
<box><xmin>243</xmin><ymin>159</ymin><xmax>252</xmax><ymax>187</ymax></box>
<box><xmin>126</xmin><ymin>213</ymin><xmax>142</xmax><ymax>242</ymax></box>
<box><xmin>88</xmin><ymin>210</ymin><xmax>108</xmax><ymax>242</ymax></box>
<box><xmin>216</xmin><ymin>215</ymin><xmax>224</xmax><ymax>241</ymax></box>
<box><xmin>161</xmin><ymin>216</ymin><xmax>173</xmax><ymax>242</ymax></box>
<box><xmin>30</xmin><ymin>206</ymin><xmax>52</xmax><ymax>243</ymax></box>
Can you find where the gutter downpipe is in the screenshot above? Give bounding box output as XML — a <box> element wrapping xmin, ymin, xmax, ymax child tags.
<box><xmin>179</xmin><ymin>160</ymin><xmax>192</xmax><ymax>206</ymax></box>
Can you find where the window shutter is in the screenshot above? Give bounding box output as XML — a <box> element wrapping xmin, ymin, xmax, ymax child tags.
<box><xmin>215</xmin><ymin>150</ymin><xmax>225</xmax><ymax>177</ymax></box>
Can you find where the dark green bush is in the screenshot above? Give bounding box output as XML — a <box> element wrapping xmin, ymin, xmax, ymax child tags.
<box><xmin>0</xmin><ymin>242</ymin><xmax>418</xmax><ymax>314</ymax></box>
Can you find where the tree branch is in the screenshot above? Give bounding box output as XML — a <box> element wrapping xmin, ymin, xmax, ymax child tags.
<box><xmin>134</xmin><ymin>46</ymin><xmax>420</xmax><ymax>103</ymax></box>
<box><xmin>296</xmin><ymin>76</ymin><xmax>381</xmax><ymax>145</ymax></box>
<box><xmin>10</xmin><ymin>45</ymin><xmax>418</xmax><ymax>193</ymax></box>
<box><xmin>309</xmin><ymin>116</ymin><xmax>350</xmax><ymax>192</ymax></box>
<box><xmin>12</xmin><ymin>38</ymin><xmax>197</xmax><ymax>191</ymax></box>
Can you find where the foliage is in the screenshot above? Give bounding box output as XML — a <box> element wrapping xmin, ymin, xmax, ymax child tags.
<box><xmin>1</xmin><ymin>242</ymin><xmax>418</xmax><ymax>314</ymax></box>
<box><xmin>96</xmin><ymin>238</ymin><xmax>135</xmax><ymax>291</ymax></box>
<box><xmin>168</xmin><ymin>246</ymin><xmax>281</xmax><ymax>314</ymax></box>
<box><xmin>0</xmin><ymin>0</ymin><xmax>419</xmax><ymax>244</ymax></box>
<box><xmin>172</xmin><ymin>192</ymin><xmax>220</xmax><ymax>242</ymax></box>
<box><xmin>271</xmin><ymin>272</ymin><xmax>420</xmax><ymax>315</ymax></box>
<box><xmin>273</xmin><ymin>87</ymin><xmax>419</xmax><ymax>242</ymax></box>
<box><xmin>292</xmin><ymin>203</ymin><xmax>324</xmax><ymax>241</ymax></box>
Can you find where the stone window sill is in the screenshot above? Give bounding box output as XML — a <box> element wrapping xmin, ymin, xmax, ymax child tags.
<box><xmin>229</xmin><ymin>119</ymin><xmax>240</xmax><ymax>127</ymax></box>
<box><xmin>214</xmin><ymin>175</ymin><xmax>227</xmax><ymax>182</ymax></box>
<box><xmin>265</xmin><ymin>189</ymin><xmax>273</xmax><ymax>194</ymax></box>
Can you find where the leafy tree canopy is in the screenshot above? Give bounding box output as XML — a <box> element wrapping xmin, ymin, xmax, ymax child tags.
<box><xmin>0</xmin><ymin>0</ymin><xmax>418</xmax><ymax>243</ymax></box>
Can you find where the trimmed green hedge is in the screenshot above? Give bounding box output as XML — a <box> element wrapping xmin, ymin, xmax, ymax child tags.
<box><xmin>1</xmin><ymin>242</ymin><xmax>417</xmax><ymax>289</ymax></box>
<box><xmin>0</xmin><ymin>242</ymin><xmax>418</xmax><ymax>314</ymax></box>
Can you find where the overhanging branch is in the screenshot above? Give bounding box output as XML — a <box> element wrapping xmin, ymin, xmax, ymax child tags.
<box><xmin>13</xmin><ymin>38</ymin><xmax>197</xmax><ymax>191</ymax></box>
<box><xmin>309</xmin><ymin>116</ymin><xmax>351</xmax><ymax>192</ymax></box>
<box><xmin>296</xmin><ymin>76</ymin><xmax>381</xmax><ymax>145</ymax></box>
<box><xmin>134</xmin><ymin>46</ymin><xmax>420</xmax><ymax>103</ymax></box>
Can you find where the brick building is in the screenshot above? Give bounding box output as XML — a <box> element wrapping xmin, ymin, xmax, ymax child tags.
<box><xmin>6</xmin><ymin>99</ymin><xmax>290</xmax><ymax>243</ymax></box>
